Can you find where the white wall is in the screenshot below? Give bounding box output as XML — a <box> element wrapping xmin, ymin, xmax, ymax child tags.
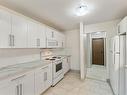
<box><xmin>0</xmin><ymin>48</ymin><xmax>66</xmax><ymax>68</ymax></box>
<box><xmin>0</xmin><ymin>49</ymin><xmax>41</xmax><ymax>68</ymax></box>
<box><xmin>85</xmin><ymin>19</ymin><xmax>121</xmax><ymax>78</ymax></box>
<box><xmin>64</xmin><ymin>29</ymin><xmax>80</xmax><ymax>71</ymax></box>
<box><xmin>65</xmin><ymin>19</ymin><xmax>121</xmax><ymax>76</ymax></box>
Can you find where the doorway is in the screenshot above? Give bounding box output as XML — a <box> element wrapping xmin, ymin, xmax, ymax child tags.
<box><xmin>86</xmin><ymin>32</ymin><xmax>107</xmax><ymax>81</ymax></box>
<box><xmin>92</xmin><ymin>38</ymin><xmax>104</xmax><ymax>65</ymax></box>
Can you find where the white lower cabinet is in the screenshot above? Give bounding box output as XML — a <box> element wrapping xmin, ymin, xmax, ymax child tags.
<box><xmin>23</xmin><ymin>72</ymin><xmax>35</xmax><ymax>95</ymax></box>
<box><xmin>35</xmin><ymin>64</ymin><xmax>52</xmax><ymax>95</ymax></box>
<box><xmin>0</xmin><ymin>64</ymin><xmax>52</xmax><ymax>95</ymax></box>
<box><xmin>0</xmin><ymin>71</ymin><xmax>35</xmax><ymax>95</ymax></box>
<box><xmin>11</xmin><ymin>72</ymin><xmax>35</xmax><ymax>95</ymax></box>
<box><xmin>0</xmin><ymin>79</ymin><xmax>15</xmax><ymax>95</ymax></box>
<box><xmin>63</xmin><ymin>57</ymin><xmax>70</xmax><ymax>75</ymax></box>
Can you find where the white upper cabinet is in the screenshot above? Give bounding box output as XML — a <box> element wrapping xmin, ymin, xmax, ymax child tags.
<box><xmin>11</xmin><ymin>14</ymin><xmax>28</xmax><ymax>48</ymax></box>
<box><xmin>46</xmin><ymin>27</ymin><xmax>65</xmax><ymax>48</ymax></box>
<box><xmin>118</xmin><ymin>17</ymin><xmax>127</xmax><ymax>34</ymax></box>
<box><xmin>28</xmin><ymin>21</ymin><xmax>46</xmax><ymax>48</ymax></box>
<box><xmin>46</xmin><ymin>27</ymin><xmax>56</xmax><ymax>40</ymax></box>
<box><xmin>0</xmin><ymin>7</ymin><xmax>65</xmax><ymax>48</ymax></box>
<box><xmin>0</xmin><ymin>9</ymin><xmax>11</xmax><ymax>48</ymax></box>
<box><xmin>28</xmin><ymin>20</ymin><xmax>38</xmax><ymax>48</ymax></box>
<box><xmin>56</xmin><ymin>31</ymin><xmax>65</xmax><ymax>48</ymax></box>
<box><xmin>37</xmin><ymin>24</ymin><xmax>46</xmax><ymax>48</ymax></box>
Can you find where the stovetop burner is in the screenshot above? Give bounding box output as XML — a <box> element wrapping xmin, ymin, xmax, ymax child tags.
<box><xmin>52</xmin><ymin>56</ymin><xmax>61</xmax><ymax>59</ymax></box>
<box><xmin>45</xmin><ymin>58</ymin><xmax>56</xmax><ymax>60</ymax></box>
<box><xmin>52</xmin><ymin>57</ymin><xmax>57</xmax><ymax>58</ymax></box>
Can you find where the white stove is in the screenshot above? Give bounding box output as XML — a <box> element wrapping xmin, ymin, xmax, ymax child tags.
<box><xmin>44</xmin><ymin>56</ymin><xmax>64</xmax><ymax>86</ymax></box>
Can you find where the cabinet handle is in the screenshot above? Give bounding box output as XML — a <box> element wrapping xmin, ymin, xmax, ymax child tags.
<box><xmin>12</xmin><ymin>35</ymin><xmax>15</xmax><ymax>46</ymax></box>
<box><xmin>37</xmin><ymin>38</ymin><xmax>40</xmax><ymax>47</ymax></box>
<box><xmin>16</xmin><ymin>85</ymin><xmax>19</xmax><ymax>95</ymax></box>
<box><xmin>52</xmin><ymin>32</ymin><xmax>54</xmax><ymax>38</ymax></box>
<box><xmin>62</xmin><ymin>42</ymin><xmax>63</xmax><ymax>47</ymax></box>
<box><xmin>11</xmin><ymin>75</ymin><xmax>26</xmax><ymax>81</ymax></box>
<box><xmin>38</xmin><ymin>39</ymin><xmax>40</xmax><ymax>46</ymax></box>
<box><xmin>56</xmin><ymin>41</ymin><xmax>58</xmax><ymax>46</ymax></box>
<box><xmin>118</xmin><ymin>25</ymin><xmax>120</xmax><ymax>33</ymax></box>
<box><xmin>36</xmin><ymin>38</ymin><xmax>38</xmax><ymax>46</ymax></box>
<box><xmin>20</xmin><ymin>84</ymin><xmax>23</xmax><ymax>95</ymax></box>
<box><xmin>9</xmin><ymin>34</ymin><xmax>12</xmax><ymax>46</ymax></box>
<box><xmin>44</xmin><ymin>72</ymin><xmax>47</xmax><ymax>81</ymax></box>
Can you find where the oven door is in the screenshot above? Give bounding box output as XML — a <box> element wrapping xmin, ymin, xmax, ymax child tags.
<box><xmin>53</xmin><ymin>61</ymin><xmax>63</xmax><ymax>78</ymax></box>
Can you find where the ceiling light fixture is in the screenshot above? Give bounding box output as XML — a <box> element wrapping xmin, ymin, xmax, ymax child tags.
<box><xmin>75</xmin><ymin>0</ymin><xmax>89</xmax><ymax>16</ymax></box>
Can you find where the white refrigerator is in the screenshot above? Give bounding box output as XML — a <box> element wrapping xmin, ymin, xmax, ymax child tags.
<box><xmin>119</xmin><ymin>35</ymin><xmax>126</xmax><ymax>95</ymax></box>
<box><xmin>109</xmin><ymin>36</ymin><xmax>120</xmax><ymax>95</ymax></box>
<box><xmin>110</xmin><ymin>35</ymin><xmax>126</xmax><ymax>95</ymax></box>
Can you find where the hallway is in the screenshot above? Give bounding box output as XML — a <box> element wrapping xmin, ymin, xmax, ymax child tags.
<box><xmin>43</xmin><ymin>71</ymin><xmax>113</xmax><ymax>95</ymax></box>
<box><xmin>86</xmin><ymin>65</ymin><xmax>107</xmax><ymax>81</ymax></box>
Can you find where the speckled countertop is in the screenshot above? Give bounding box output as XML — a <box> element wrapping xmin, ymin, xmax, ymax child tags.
<box><xmin>0</xmin><ymin>55</ymin><xmax>71</xmax><ymax>81</ymax></box>
<box><xmin>0</xmin><ymin>60</ymin><xmax>52</xmax><ymax>81</ymax></box>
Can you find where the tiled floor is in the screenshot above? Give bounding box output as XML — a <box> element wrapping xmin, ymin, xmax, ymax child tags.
<box><xmin>42</xmin><ymin>71</ymin><xmax>113</xmax><ymax>95</ymax></box>
<box><xmin>86</xmin><ymin>65</ymin><xmax>107</xmax><ymax>81</ymax></box>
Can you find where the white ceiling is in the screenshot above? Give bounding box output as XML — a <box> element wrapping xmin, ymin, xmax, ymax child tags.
<box><xmin>0</xmin><ymin>0</ymin><xmax>127</xmax><ymax>31</ymax></box>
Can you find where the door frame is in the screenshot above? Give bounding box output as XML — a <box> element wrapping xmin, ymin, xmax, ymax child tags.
<box><xmin>91</xmin><ymin>38</ymin><xmax>106</xmax><ymax>66</ymax></box>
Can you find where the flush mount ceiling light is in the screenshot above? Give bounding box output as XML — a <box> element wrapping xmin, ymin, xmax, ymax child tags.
<box><xmin>75</xmin><ymin>0</ymin><xmax>89</xmax><ymax>16</ymax></box>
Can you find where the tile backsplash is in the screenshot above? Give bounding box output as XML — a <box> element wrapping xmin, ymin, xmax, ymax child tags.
<box><xmin>0</xmin><ymin>48</ymin><xmax>67</xmax><ymax>68</ymax></box>
<box><xmin>0</xmin><ymin>49</ymin><xmax>41</xmax><ymax>68</ymax></box>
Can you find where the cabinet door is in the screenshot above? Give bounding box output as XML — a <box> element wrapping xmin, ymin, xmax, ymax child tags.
<box><xmin>63</xmin><ymin>58</ymin><xmax>66</xmax><ymax>74</ymax></box>
<box><xmin>119</xmin><ymin>17</ymin><xmax>127</xmax><ymax>34</ymax></box>
<box><xmin>0</xmin><ymin>80</ymin><xmax>16</xmax><ymax>95</ymax></box>
<box><xmin>43</xmin><ymin>65</ymin><xmax>52</xmax><ymax>90</ymax></box>
<box><xmin>63</xmin><ymin>57</ymin><xmax>70</xmax><ymax>74</ymax></box>
<box><xmin>11</xmin><ymin>14</ymin><xmax>28</xmax><ymax>48</ymax></box>
<box><xmin>0</xmin><ymin>9</ymin><xmax>11</xmax><ymax>48</ymax></box>
<box><xmin>35</xmin><ymin>68</ymin><xmax>45</xmax><ymax>95</ymax></box>
<box><xmin>61</xmin><ymin>34</ymin><xmax>65</xmax><ymax>48</ymax></box>
<box><xmin>28</xmin><ymin>21</ymin><xmax>38</xmax><ymax>48</ymax></box>
<box><xmin>23</xmin><ymin>72</ymin><xmax>34</xmax><ymax>95</ymax></box>
<box><xmin>46</xmin><ymin>27</ymin><xmax>56</xmax><ymax>40</ymax></box>
<box><xmin>56</xmin><ymin>32</ymin><xmax>65</xmax><ymax>48</ymax></box>
<box><xmin>37</xmin><ymin>24</ymin><xmax>46</xmax><ymax>48</ymax></box>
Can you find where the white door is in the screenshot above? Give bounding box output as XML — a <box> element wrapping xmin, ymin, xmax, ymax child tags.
<box><xmin>11</xmin><ymin>14</ymin><xmax>28</xmax><ymax>48</ymax></box>
<box><xmin>0</xmin><ymin>9</ymin><xmax>11</xmax><ymax>48</ymax></box>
